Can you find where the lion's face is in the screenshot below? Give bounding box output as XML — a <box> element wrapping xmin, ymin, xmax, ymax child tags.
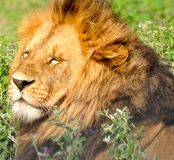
<box><xmin>8</xmin><ymin>24</ymin><xmax>85</xmax><ymax>123</ymax></box>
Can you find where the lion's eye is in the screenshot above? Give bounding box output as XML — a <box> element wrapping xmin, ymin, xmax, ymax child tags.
<box><xmin>50</xmin><ymin>59</ymin><xmax>60</xmax><ymax>65</ymax></box>
<box><xmin>23</xmin><ymin>52</ymin><xmax>29</xmax><ymax>58</ymax></box>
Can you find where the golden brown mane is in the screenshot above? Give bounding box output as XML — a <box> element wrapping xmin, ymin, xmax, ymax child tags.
<box><xmin>9</xmin><ymin>0</ymin><xmax>174</xmax><ymax>159</ymax></box>
<box><xmin>16</xmin><ymin>0</ymin><xmax>137</xmax><ymax>141</ymax></box>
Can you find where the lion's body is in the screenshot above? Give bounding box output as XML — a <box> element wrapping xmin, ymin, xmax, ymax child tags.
<box><xmin>8</xmin><ymin>0</ymin><xmax>174</xmax><ymax>159</ymax></box>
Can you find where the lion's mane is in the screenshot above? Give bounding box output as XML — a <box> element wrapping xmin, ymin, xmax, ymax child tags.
<box><xmin>9</xmin><ymin>0</ymin><xmax>174</xmax><ymax>159</ymax></box>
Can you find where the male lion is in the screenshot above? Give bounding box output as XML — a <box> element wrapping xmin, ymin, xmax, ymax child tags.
<box><xmin>8</xmin><ymin>0</ymin><xmax>174</xmax><ymax>159</ymax></box>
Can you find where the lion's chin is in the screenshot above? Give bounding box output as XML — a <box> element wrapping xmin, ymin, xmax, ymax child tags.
<box><xmin>12</xmin><ymin>101</ymin><xmax>44</xmax><ymax>124</ymax></box>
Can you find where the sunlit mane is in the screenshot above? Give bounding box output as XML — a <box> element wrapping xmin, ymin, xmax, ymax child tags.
<box><xmin>8</xmin><ymin>0</ymin><xmax>174</xmax><ymax>159</ymax></box>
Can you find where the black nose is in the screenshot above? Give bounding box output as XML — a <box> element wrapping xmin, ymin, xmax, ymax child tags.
<box><xmin>12</xmin><ymin>78</ymin><xmax>35</xmax><ymax>91</ymax></box>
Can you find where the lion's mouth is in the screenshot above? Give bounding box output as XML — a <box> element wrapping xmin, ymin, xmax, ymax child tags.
<box><xmin>37</xmin><ymin>107</ymin><xmax>50</xmax><ymax>114</ymax></box>
<box><xmin>19</xmin><ymin>98</ymin><xmax>52</xmax><ymax>115</ymax></box>
<box><xmin>16</xmin><ymin>93</ymin><xmax>67</xmax><ymax>117</ymax></box>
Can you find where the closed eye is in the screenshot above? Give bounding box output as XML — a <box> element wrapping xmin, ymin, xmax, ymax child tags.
<box><xmin>23</xmin><ymin>51</ymin><xmax>29</xmax><ymax>58</ymax></box>
<box><xmin>50</xmin><ymin>59</ymin><xmax>60</xmax><ymax>65</ymax></box>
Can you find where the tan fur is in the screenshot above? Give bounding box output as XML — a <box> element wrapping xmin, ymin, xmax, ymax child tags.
<box><xmin>8</xmin><ymin>0</ymin><xmax>174</xmax><ymax>159</ymax></box>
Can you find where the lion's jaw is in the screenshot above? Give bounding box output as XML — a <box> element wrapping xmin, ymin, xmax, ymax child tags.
<box><xmin>8</xmin><ymin>24</ymin><xmax>85</xmax><ymax>124</ymax></box>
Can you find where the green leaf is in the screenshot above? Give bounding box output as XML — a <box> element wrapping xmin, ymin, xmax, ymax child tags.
<box><xmin>167</xmin><ymin>52</ymin><xmax>172</xmax><ymax>60</ymax></box>
<box><xmin>0</xmin><ymin>141</ymin><xmax>9</xmax><ymax>153</ymax></box>
<box><xmin>67</xmin><ymin>156</ymin><xmax>79</xmax><ymax>160</ymax></box>
<box><xmin>139</xmin><ymin>125</ymin><xmax>144</xmax><ymax>132</ymax></box>
<box><xmin>108</xmin><ymin>146</ymin><xmax>114</xmax><ymax>158</ymax></box>
<box><xmin>62</xmin><ymin>133</ymin><xmax>71</xmax><ymax>144</ymax></box>
<box><xmin>1</xmin><ymin>76</ymin><xmax>8</xmax><ymax>89</ymax></box>
<box><xmin>67</xmin><ymin>118</ymin><xmax>76</xmax><ymax>124</ymax></box>
<box><xmin>0</xmin><ymin>128</ymin><xmax>7</xmax><ymax>140</ymax></box>
<box><xmin>124</xmin><ymin>148</ymin><xmax>132</xmax><ymax>157</ymax></box>
<box><xmin>53</xmin><ymin>151</ymin><xmax>66</xmax><ymax>158</ymax></box>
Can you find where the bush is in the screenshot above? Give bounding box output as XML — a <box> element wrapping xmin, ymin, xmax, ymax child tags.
<box><xmin>97</xmin><ymin>108</ymin><xmax>146</xmax><ymax>160</ymax></box>
<box><xmin>136</xmin><ymin>16</ymin><xmax>174</xmax><ymax>73</ymax></box>
<box><xmin>0</xmin><ymin>36</ymin><xmax>16</xmax><ymax>160</ymax></box>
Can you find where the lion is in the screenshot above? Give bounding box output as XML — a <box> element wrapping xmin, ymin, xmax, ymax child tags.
<box><xmin>8</xmin><ymin>0</ymin><xmax>174</xmax><ymax>159</ymax></box>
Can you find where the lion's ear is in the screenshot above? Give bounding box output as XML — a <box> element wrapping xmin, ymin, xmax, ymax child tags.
<box><xmin>93</xmin><ymin>44</ymin><xmax>128</xmax><ymax>68</ymax></box>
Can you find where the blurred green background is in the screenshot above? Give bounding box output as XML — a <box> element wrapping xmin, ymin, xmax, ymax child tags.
<box><xmin>0</xmin><ymin>0</ymin><xmax>174</xmax><ymax>42</ymax></box>
<box><xmin>0</xmin><ymin>0</ymin><xmax>48</xmax><ymax>42</ymax></box>
<box><xmin>0</xmin><ymin>0</ymin><xmax>174</xmax><ymax>159</ymax></box>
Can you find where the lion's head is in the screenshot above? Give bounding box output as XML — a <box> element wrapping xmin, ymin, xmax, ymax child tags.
<box><xmin>8</xmin><ymin>0</ymin><xmax>174</xmax><ymax>159</ymax></box>
<box><xmin>9</xmin><ymin>24</ymin><xmax>87</xmax><ymax>123</ymax></box>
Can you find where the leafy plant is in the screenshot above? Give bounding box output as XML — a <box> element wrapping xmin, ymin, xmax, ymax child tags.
<box><xmin>97</xmin><ymin>107</ymin><xmax>147</xmax><ymax>160</ymax></box>
<box><xmin>37</xmin><ymin>108</ymin><xmax>86</xmax><ymax>160</ymax></box>
<box><xmin>136</xmin><ymin>16</ymin><xmax>174</xmax><ymax>73</ymax></box>
<box><xmin>0</xmin><ymin>35</ymin><xmax>17</xmax><ymax>159</ymax></box>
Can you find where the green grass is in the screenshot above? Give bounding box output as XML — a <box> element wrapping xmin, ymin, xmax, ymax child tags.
<box><xmin>0</xmin><ymin>0</ymin><xmax>48</xmax><ymax>42</ymax></box>
<box><xmin>0</xmin><ymin>0</ymin><xmax>174</xmax><ymax>159</ymax></box>
<box><xmin>0</xmin><ymin>0</ymin><xmax>174</xmax><ymax>42</ymax></box>
<box><xmin>113</xmin><ymin>0</ymin><xmax>174</xmax><ymax>26</ymax></box>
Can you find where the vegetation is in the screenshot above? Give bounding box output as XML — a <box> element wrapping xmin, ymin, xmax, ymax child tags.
<box><xmin>0</xmin><ymin>0</ymin><xmax>48</xmax><ymax>42</ymax></box>
<box><xmin>0</xmin><ymin>36</ymin><xmax>16</xmax><ymax>159</ymax></box>
<box><xmin>136</xmin><ymin>19</ymin><xmax>174</xmax><ymax>73</ymax></box>
<box><xmin>47</xmin><ymin>109</ymin><xmax>86</xmax><ymax>160</ymax></box>
<box><xmin>97</xmin><ymin>108</ymin><xmax>146</xmax><ymax>160</ymax></box>
<box><xmin>0</xmin><ymin>0</ymin><xmax>174</xmax><ymax>159</ymax></box>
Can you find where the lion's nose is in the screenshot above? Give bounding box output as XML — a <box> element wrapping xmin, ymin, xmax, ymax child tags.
<box><xmin>12</xmin><ymin>78</ymin><xmax>35</xmax><ymax>91</ymax></box>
